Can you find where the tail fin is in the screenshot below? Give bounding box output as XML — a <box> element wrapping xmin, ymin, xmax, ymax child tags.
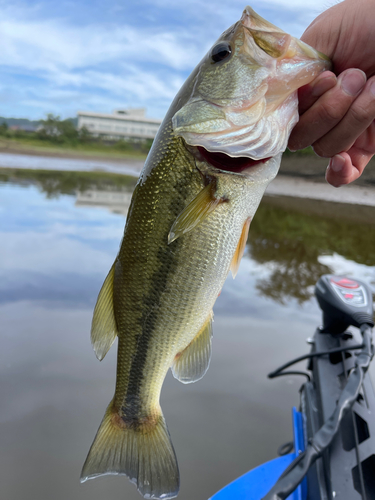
<box><xmin>80</xmin><ymin>401</ymin><xmax>180</xmax><ymax>499</ymax></box>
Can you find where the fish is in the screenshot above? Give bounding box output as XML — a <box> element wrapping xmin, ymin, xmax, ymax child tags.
<box><xmin>80</xmin><ymin>6</ymin><xmax>330</xmax><ymax>499</ymax></box>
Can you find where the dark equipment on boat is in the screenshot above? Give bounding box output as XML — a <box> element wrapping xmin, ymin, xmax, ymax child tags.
<box><xmin>211</xmin><ymin>275</ymin><xmax>375</xmax><ymax>500</ymax></box>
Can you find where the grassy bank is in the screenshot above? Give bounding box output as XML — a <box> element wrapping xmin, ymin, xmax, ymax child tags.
<box><xmin>1</xmin><ymin>115</ymin><xmax>320</xmax><ymax>162</ymax></box>
<box><xmin>0</xmin><ymin>135</ymin><xmax>314</xmax><ymax>159</ymax></box>
<box><xmin>0</xmin><ymin>137</ymin><xmax>149</xmax><ymax>161</ymax></box>
<box><xmin>0</xmin><ymin>115</ymin><xmax>150</xmax><ymax>161</ymax></box>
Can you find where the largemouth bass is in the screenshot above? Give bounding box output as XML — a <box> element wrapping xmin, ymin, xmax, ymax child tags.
<box><xmin>81</xmin><ymin>6</ymin><xmax>330</xmax><ymax>499</ymax></box>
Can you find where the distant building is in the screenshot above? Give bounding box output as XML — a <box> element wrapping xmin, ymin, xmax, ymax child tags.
<box><xmin>77</xmin><ymin>108</ymin><xmax>162</xmax><ymax>141</ymax></box>
<box><xmin>9</xmin><ymin>124</ymin><xmax>39</xmax><ymax>132</ymax></box>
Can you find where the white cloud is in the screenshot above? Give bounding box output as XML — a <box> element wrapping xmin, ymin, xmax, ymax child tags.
<box><xmin>0</xmin><ymin>0</ymin><xmax>341</xmax><ymax>119</ymax></box>
<box><xmin>265</xmin><ymin>0</ymin><xmax>336</xmax><ymax>10</ymax></box>
<box><xmin>0</xmin><ymin>16</ymin><xmax>201</xmax><ymax>72</ymax></box>
<box><xmin>0</xmin><ymin>7</ymin><xmax>199</xmax><ymax>118</ymax></box>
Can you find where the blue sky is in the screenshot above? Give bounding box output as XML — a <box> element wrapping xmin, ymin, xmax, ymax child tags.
<box><xmin>0</xmin><ymin>0</ymin><xmax>335</xmax><ymax>121</ymax></box>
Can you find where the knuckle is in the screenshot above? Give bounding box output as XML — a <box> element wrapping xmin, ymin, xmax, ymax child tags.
<box><xmin>349</xmin><ymin>101</ymin><xmax>374</xmax><ymax>125</ymax></box>
<box><xmin>319</xmin><ymin>101</ymin><xmax>343</xmax><ymax>123</ymax></box>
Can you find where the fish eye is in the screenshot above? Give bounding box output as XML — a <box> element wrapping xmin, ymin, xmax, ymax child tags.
<box><xmin>211</xmin><ymin>42</ymin><xmax>232</xmax><ymax>63</ymax></box>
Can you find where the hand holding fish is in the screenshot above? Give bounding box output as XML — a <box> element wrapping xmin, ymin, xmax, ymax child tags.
<box><xmin>288</xmin><ymin>0</ymin><xmax>375</xmax><ymax>187</ymax></box>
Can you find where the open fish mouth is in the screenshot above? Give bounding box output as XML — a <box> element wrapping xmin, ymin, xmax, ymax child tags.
<box><xmin>172</xmin><ymin>6</ymin><xmax>331</xmax><ymax>168</ymax></box>
<box><xmin>195</xmin><ymin>146</ymin><xmax>271</xmax><ymax>175</ymax></box>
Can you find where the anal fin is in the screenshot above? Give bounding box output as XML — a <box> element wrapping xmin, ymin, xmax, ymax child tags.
<box><xmin>91</xmin><ymin>263</ymin><xmax>118</xmax><ymax>361</ymax></box>
<box><xmin>172</xmin><ymin>312</ymin><xmax>213</xmax><ymax>384</ymax></box>
<box><xmin>230</xmin><ymin>217</ymin><xmax>251</xmax><ymax>278</ymax></box>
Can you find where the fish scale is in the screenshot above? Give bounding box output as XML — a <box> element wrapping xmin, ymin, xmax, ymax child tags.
<box><xmin>81</xmin><ymin>6</ymin><xmax>330</xmax><ymax>499</ymax></box>
<box><xmin>113</xmin><ymin>136</ymin><xmax>203</xmax><ymax>414</ymax></box>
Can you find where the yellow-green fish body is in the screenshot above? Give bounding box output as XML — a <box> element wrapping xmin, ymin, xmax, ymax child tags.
<box><xmin>81</xmin><ymin>7</ymin><xmax>330</xmax><ymax>499</ymax></box>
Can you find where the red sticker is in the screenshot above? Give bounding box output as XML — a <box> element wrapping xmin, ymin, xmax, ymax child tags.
<box><xmin>331</xmin><ymin>277</ymin><xmax>359</xmax><ymax>289</ymax></box>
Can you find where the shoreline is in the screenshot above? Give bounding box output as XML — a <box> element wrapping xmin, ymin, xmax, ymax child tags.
<box><xmin>1</xmin><ymin>149</ymin><xmax>374</xmax><ymax>208</ymax></box>
<box><xmin>266</xmin><ymin>175</ymin><xmax>375</xmax><ymax>207</ymax></box>
<box><xmin>0</xmin><ymin>145</ymin><xmax>147</xmax><ymax>166</ymax></box>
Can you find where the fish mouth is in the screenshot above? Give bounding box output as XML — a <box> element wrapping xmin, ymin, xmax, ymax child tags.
<box><xmin>197</xmin><ymin>146</ymin><xmax>271</xmax><ymax>174</ymax></box>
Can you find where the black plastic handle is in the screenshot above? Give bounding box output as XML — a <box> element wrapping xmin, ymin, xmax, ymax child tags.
<box><xmin>315</xmin><ymin>275</ymin><xmax>374</xmax><ymax>334</ymax></box>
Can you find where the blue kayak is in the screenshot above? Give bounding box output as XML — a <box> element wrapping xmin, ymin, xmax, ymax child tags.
<box><xmin>209</xmin><ymin>408</ymin><xmax>306</xmax><ymax>500</ymax></box>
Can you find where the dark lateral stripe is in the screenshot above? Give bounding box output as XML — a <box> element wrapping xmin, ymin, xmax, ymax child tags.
<box><xmin>123</xmin><ymin>238</ymin><xmax>181</xmax><ymax>423</ymax></box>
<box><xmin>123</xmin><ymin>146</ymin><xmax>197</xmax><ymax>419</ymax></box>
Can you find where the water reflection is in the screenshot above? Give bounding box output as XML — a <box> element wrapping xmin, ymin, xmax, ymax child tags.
<box><xmin>249</xmin><ymin>197</ymin><xmax>375</xmax><ymax>303</ymax></box>
<box><xmin>1</xmin><ymin>166</ymin><xmax>374</xmax><ymax>306</ymax></box>
<box><xmin>0</xmin><ymin>171</ymin><xmax>130</xmax><ymax>308</ymax></box>
<box><xmin>0</xmin><ymin>151</ymin><xmax>142</xmax><ymax>177</ymax></box>
<box><xmin>76</xmin><ymin>190</ymin><xmax>133</xmax><ymax>216</ymax></box>
<box><xmin>0</xmin><ymin>167</ymin><xmax>137</xmax><ymax>198</ymax></box>
<box><xmin>1</xmin><ymin>167</ymin><xmax>375</xmax><ymax>500</ymax></box>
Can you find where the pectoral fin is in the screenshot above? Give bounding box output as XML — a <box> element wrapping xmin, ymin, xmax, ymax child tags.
<box><xmin>231</xmin><ymin>217</ymin><xmax>251</xmax><ymax>278</ymax></box>
<box><xmin>168</xmin><ymin>183</ymin><xmax>221</xmax><ymax>244</ymax></box>
<box><xmin>172</xmin><ymin>312</ymin><xmax>213</xmax><ymax>384</ymax></box>
<box><xmin>91</xmin><ymin>263</ymin><xmax>118</xmax><ymax>361</ymax></box>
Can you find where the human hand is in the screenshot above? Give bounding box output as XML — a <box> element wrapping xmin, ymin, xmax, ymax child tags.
<box><xmin>287</xmin><ymin>0</ymin><xmax>375</xmax><ymax>187</ymax></box>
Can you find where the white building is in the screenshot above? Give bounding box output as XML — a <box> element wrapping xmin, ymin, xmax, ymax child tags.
<box><xmin>77</xmin><ymin>108</ymin><xmax>162</xmax><ymax>141</ymax></box>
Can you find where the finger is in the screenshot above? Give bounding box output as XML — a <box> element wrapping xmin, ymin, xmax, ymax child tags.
<box><xmin>326</xmin><ymin>153</ymin><xmax>360</xmax><ymax>187</ymax></box>
<box><xmin>313</xmin><ymin>76</ymin><xmax>375</xmax><ymax>157</ymax></box>
<box><xmin>298</xmin><ymin>71</ymin><xmax>337</xmax><ymax>115</ymax></box>
<box><xmin>326</xmin><ymin>147</ymin><xmax>373</xmax><ymax>187</ymax></box>
<box><xmin>288</xmin><ymin>69</ymin><xmax>366</xmax><ymax>151</ymax></box>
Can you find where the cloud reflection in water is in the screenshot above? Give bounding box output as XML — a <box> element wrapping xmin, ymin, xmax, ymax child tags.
<box><xmin>1</xmin><ymin>169</ymin><xmax>375</xmax><ymax>500</ymax></box>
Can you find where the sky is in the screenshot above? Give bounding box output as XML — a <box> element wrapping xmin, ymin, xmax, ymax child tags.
<box><xmin>0</xmin><ymin>0</ymin><xmax>336</xmax><ymax>121</ymax></box>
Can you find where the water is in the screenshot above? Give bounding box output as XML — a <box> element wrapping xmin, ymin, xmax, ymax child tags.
<box><xmin>1</xmin><ymin>165</ymin><xmax>375</xmax><ymax>500</ymax></box>
<box><xmin>0</xmin><ymin>151</ymin><xmax>143</xmax><ymax>177</ymax></box>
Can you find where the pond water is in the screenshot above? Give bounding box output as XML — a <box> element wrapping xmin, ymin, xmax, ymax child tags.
<box><xmin>1</xmin><ymin>166</ymin><xmax>375</xmax><ymax>500</ymax></box>
<box><xmin>0</xmin><ymin>151</ymin><xmax>142</xmax><ymax>177</ymax></box>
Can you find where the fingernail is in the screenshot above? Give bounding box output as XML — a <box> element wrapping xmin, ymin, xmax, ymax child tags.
<box><xmin>329</xmin><ymin>154</ymin><xmax>345</xmax><ymax>172</ymax></box>
<box><xmin>340</xmin><ymin>69</ymin><xmax>366</xmax><ymax>96</ymax></box>
<box><xmin>311</xmin><ymin>74</ymin><xmax>337</xmax><ymax>97</ymax></box>
<box><xmin>370</xmin><ymin>79</ymin><xmax>375</xmax><ymax>97</ymax></box>
<box><xmin>312</xmin><ymin>145</ymin><xmax>325</xmax><ymax>158</ymax></box>
<box><xmin>325</xmin><ymin>166</ymin><xmax>341</xmax><ymax>187</ymax></box>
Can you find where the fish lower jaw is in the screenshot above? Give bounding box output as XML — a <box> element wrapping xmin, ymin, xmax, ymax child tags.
<box><xmin>193</xmin><ymin>145</ymin><xmax>272</xmax><ymax>175</ymax></box>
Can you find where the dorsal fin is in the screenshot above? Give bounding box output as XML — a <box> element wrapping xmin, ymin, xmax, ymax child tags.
<box><xmin>172</xmin><ymin>312</ymin><xmax>213</xmax><ymax>384</ymax></box>
<box><xmin>231</xmin><ymin>217</ymin><xmax>251</xmax><ymax>278</ymax></box>
<box><xmin>91</xmin><ymin>263</ymin><xmax>118</xmax><ymax>361</ymax></box>
<box><xmin>168</xmin><ymin>183</ymin><xmax>221</xmax><ymax>244</ymax></box>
